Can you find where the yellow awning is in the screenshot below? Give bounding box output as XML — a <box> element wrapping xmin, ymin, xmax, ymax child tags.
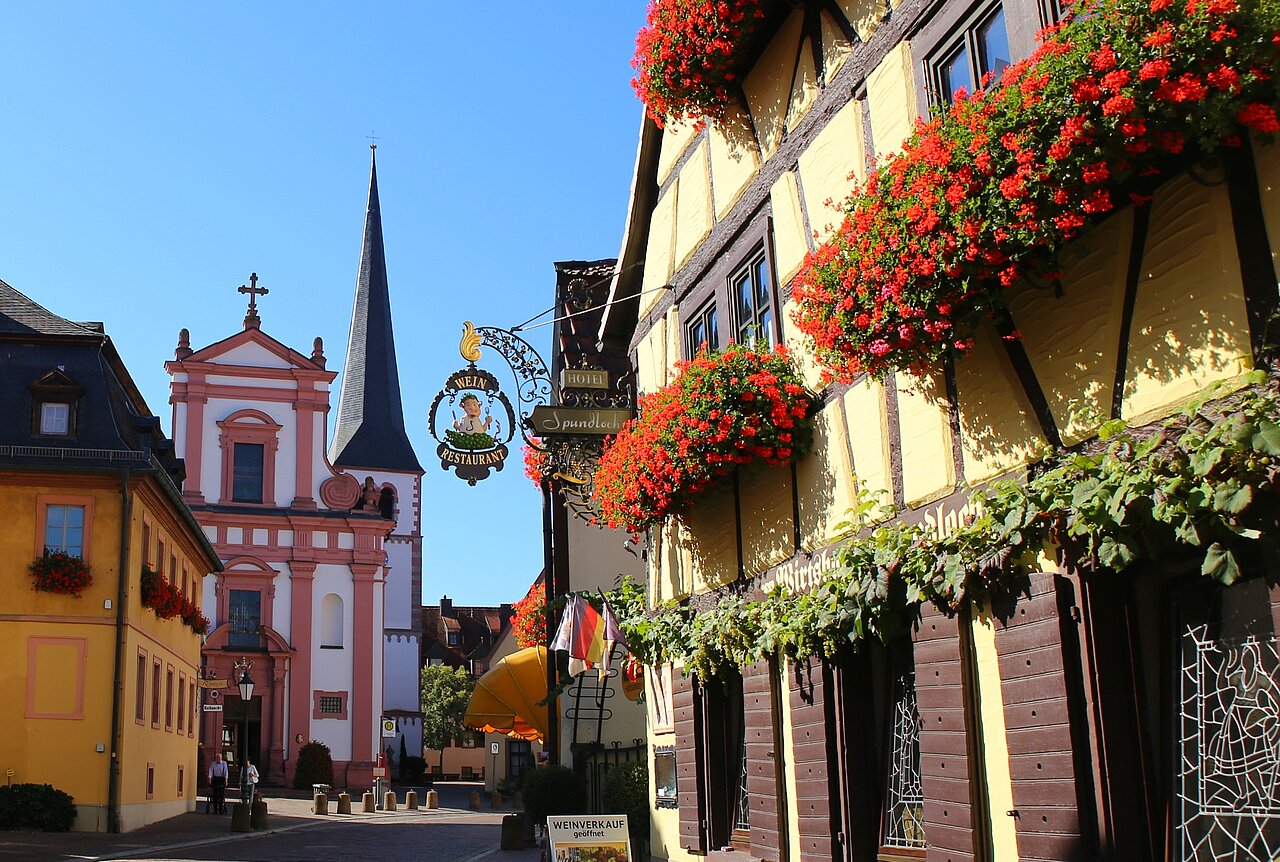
<box><xmin>463</xmin><ymin>646</ymin><xmax>551</xmax><ymax>742</ymax></box>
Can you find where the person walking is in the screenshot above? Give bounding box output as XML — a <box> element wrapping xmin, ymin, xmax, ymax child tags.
<box><xmin>207</xmin><ymin>752</ymin><xmax>229</xmax><ymax>814</ymax></box>
<box><xmin>240</xmin><ymin>758</ymin><xmax>259</xmax><ymax>808</ymax></box>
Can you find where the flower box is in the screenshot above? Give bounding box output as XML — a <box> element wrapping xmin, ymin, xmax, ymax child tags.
<box><xmin>792</xmin><ymin>0</ymin><xmax>1280</xmax><ymax>380</ymax></box>
<box><xmin>593</xmin><ymin>344</ymin><xmax>814</xmax><ymax>533</ymax></box>
<box><xmin>29</xmin><ymin>550</ymin><xmax>92</xmax><ymax>597</ymax></box>
<box><xmin>631</xmin><ymin>0</ymin><xmax>774</xmax><ymax>125</ymax></box>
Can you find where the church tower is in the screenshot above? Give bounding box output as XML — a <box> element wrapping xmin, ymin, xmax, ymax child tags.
<box><xmin>331</xmin><ymin>148</ymin><xmax>425</xmax><ymax>755</ymax></box>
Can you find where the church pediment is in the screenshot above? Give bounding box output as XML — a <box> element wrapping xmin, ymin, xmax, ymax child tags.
<box><xmin>180</xmin><ymin>327</ymin><xmax>321</xmax><ymax>372</ymax></box>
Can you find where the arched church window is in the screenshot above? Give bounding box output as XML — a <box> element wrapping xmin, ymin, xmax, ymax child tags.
<box><xmin>378</xmin><ymin>486</ymin><xmax>395</xmax><ymax>521</ymax></box>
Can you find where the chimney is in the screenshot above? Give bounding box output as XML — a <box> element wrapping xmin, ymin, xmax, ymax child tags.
<box><xmin>440</xmin><ymin>596</ymin><xmax>455</xmax><ymax>619</ymax></box>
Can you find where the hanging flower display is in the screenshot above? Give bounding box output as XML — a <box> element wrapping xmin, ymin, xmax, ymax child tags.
<box><xmin>141</xmin><ymin>566</ymin><xmax>204</xmax><ymax>633</ymax></box>
<box><xmin>29</xmin><ymin>550</ymin><xmax>93</xmax><ymax>597</ymax></box>
<box><xmin>792</xmin><ymin>0</ymin><xmax>1280</xmax><ymax>381</ymax></box>
<box><xmin>631</xmin><ymin>0</ymin><xmax>770</xmax><ymax>125</ymax></box>
<box><xmin>511</xmin><ymin>582</ymin><xmax>547</xmax><ymax>649</ymax></box>
<box><xmin>523</xmin><ymin>439</ymin><xmax>549</xmax><ymax>487</ymax></box>
<box><xmin>592</xmin><ymin>344</ymin><xmax>814</xmax><ymax>534</ymax></box>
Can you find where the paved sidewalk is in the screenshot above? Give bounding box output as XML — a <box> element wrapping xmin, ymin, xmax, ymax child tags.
<box><xmin>0</xmin><ymin>786</ymin><xmax>542</xmax><ymax>862</ymax></box>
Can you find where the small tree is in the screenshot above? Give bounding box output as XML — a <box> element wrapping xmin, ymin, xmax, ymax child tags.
<box><xmin>292</xmin><ymin>741</ymin><xmax>334</xmax><ymax>790</ymax></box>
<box><xmin>421</xmin><ymin>664</ymin><xmax>475</xmax><ymax>773</ymax></box>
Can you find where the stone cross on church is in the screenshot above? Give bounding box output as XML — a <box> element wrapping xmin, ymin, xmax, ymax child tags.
<box><xmin>239</xmin><ymin>272</ymin><xmax>269</xmax><ymax>328</ymax></box>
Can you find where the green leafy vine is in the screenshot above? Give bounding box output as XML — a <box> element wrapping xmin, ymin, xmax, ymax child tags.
<box><xmin>611</xmin><ymin>375</ymin><xmax>1280</xmax><ymax>683</ymax></box>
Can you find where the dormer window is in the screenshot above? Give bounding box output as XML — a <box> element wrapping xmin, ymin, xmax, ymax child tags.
<box><xmin>29</xmin><ymin>369</ymin><xmax>84</xmax><ymax>439</ymax></box>
<box><xmin>40</xmin><ymin>402</ymin><xmax>70</xmax><ymax>435</ymax></box>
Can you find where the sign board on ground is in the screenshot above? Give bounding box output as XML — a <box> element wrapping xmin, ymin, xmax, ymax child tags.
<box><xmin>546</xmin><ymin>815</ymin><xmax>632</xmax><ymax>862</ymax></box>
<box><xmin>372</xmin><ymin>766</ymin><xmax>387</xmax><ymax>778</ymax></box>
<box><xmin>202</xmin><ymin>704</ymin><xmax>223</xmax><ymax>712</ymax></box>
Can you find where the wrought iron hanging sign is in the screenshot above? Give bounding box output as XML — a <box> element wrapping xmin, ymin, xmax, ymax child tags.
<box><xmin>427</xmin><ymin>323</ymin><xmax>517</xmax><ymax>485</ymax></box>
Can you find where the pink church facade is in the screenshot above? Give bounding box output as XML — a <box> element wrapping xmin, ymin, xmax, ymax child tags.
<box><xmin>169</xmin><ymin>153</ymin><xmax>424</xmax><ymax>788</ymax></box>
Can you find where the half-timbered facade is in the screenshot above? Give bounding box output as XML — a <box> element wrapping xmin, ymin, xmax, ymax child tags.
<box><xmin>601</xmin><ymin>1</ymin><xmax>1280</xmax><ymax>860</ymax></box>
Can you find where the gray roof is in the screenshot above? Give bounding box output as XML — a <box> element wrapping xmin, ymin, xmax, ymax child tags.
<box><xmin>0</xmin><ymin>279</ymin><xmax>103</xmax><ymax>337</ymax></box>
<box><xmin>330</xmin><ymin>152</ymin><xmax>422</xmax><ymax>474</ymax></box>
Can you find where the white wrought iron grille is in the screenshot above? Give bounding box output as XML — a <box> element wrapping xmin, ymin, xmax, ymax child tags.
<box><xmin>1178</xmin><ymin>624</ymin><xmax>1280</xmax><ymax>861</ymax></box>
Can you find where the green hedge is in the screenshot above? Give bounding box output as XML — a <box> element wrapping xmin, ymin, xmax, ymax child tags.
<box><xmin>521</xmin><ymin>764</ymin><xmax>587</xmax><ymax>826</ymax></box>
<box><xmin>292</xmin><ymin>741</ymin><xmax>335</xmax><ymax>790</ymax></box>
<box><xmin>0</xmin><ymin>784</ymin><xmax>76</xmax><ymax>831</ymax></box>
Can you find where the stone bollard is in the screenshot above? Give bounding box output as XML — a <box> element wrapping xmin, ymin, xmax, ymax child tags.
<box><xmin>337</xmin><ymin>792</ymin><xmax>352</xmax><ymax>815</ymax></box>
<box><xmin>490</xmin><ymin>791</ymin><xmax>503</xmax><ymax>809</ymax></box>
<box><xmin>313</xmin><ymin>793</ymin><xmax>329</xmax><ymax>814</ymax></box>
<box><xmin>500</xmin><ymin>813</ymin><xmax>526</xmax><ymax>850</ymax></box>
<box><xmin>230</xmin><ymin>802</ymin><xmax>252</xmax><ymax>833</ymax></box>
<box><xmin>425</xmin><ymin>789</ymin><xmax>439</xmax><ymax>809</ymax></box>
<box><xmin>362</xmin><ymin>791</ymin><xmax>376</xmax><ymax>813</ymax></box>
<box><xmin>406</xmin><ymin>790</ymin><xmax>418</xmax><ymax>810</ymax></box>
<box><xmin>468</xmin><ymin>790</ymin><xmax>481</xmax><ymax>810</ymax></box>
<box><xmin>384</xmin><ymin>790</ymin><xmax>397</xmax><ymax>811</ymax></box>
<box><xmin>250</xmin><ymin>799</ymin><xmax>269</xmax><ymax>830</ymax></box>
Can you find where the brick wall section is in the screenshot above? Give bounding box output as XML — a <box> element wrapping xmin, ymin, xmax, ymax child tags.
<box><xmin>994</xmin><ymin>572</ymin><xmax>1088</xmax><ymax>861</ymax></box>
<box><xmin>745</xmin><ymin>659</ymin><xmax>782</xmax><ymax>861</ymax></box>
<box><xmin>912</xmin><ymin>605</ymin><xmax>976</xmax><ymax>862</ymax></box>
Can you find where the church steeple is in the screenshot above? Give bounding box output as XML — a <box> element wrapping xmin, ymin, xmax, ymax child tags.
<box><xmin>330</xmin><ymin>148</ymin><xmax>422</xmax><ymax>473</ymax></box>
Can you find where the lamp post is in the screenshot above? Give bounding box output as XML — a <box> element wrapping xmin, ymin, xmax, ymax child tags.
<box><xmin>237</xmin><ymin>666</ymin><xmax>254</xmax><ymax>805</ymax></box>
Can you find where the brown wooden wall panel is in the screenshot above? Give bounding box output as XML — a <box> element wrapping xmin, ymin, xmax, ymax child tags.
<box><xmin>789</xmin><ymin>657</ymin><xmax>837</xmax><ymax>861</ymax></box>
<box><xmin>994</xmin><ymin>572</ymin><xmax>1089</xmax><ymax>862</ymax></box>
<box><xmin>745</xmin><ymin>659</ymin><xmax>783</xmax><ymax>862</ymax></box>
<box><xmin>912</xmin><ymin>604</ymin><xmax>976</xmax><ymax>862</ymax></box>
<box><xmin>673</xmin><ymin>672</ymin><xmax>706</xmax><ymax>853</ymax></box>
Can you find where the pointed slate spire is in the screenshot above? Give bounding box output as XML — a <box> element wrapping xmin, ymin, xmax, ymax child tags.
<box><xmin>330</xmin><ymin>149</ymin><xmax>422</xmax><ymax>473</ymax></box>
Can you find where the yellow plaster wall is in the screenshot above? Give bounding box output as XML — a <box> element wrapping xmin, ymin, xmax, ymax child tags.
<box><xmin>842</xmin><ymin>378</ymin><xmax>894</xmax><ymax>515</ymax></box>
<box><xmin>770</xmin><ymin>171</ymin><xmax>809</xmax><ymax>288</ymax></box>
<box><xmin>685</xmin><ymin>484</ymin><xmax>739</xmax><ymax>594</ymax></box>
<box><xmin>835</xmin><ymin>0</ymin><xmax>888</xmax><ymax>41</ymax></box>
<box><xmin>970</xmin><ymin>607</ymin><xmax>1020</xmax><ymax>862</ymax></box>
<box><xmin>797</xmin><ymin>97</ymin><xmax>865</xmax><ymax>240</ymax></box>
<box><xmin>1007</xmin><ymin>210</ymin><xmax>1132</xmax><ymax>445</ymax></box>
<box><xmin>739</xmin><ymin>466</ymin><xmax>797</xmax><ymax>575</ymax></box>
<box><xmin>666</xmin><ymin>306</ymin><xmax>683</xmax><ymax>377</ymax></box>
<box><xmin>785</xmin><ymin>36</ymin><xmax>820</xmax><ymax>133</ymax></box>
<box><xmin>744</xmin><ymin>9</ymin><xmax>805</xmax><ymax>161</ymax></box>
<box><xmin>709</xmin><ymin>103</ymin><xmax>762</xmax><ymax>221</ymax></box>
<box><xmin>657</xmin><ymin>120</ymin><xmax>700</xmax><ymax>186</ymax></box>
<box><xmin>866</xmin><ymin>42</ymin><xmax>919</xmax><ymax>158</ymax></box>
<box><xmin>895</xmin><ymin>369</ymin><xmax>956</xmax><ymax>507</ymax></box>
<box><xmin>796</xmin><ymin>404</ymin><xmax>857</xmax><ymax>550</ymax></box>
<box><xmin>780</xmin><ymin>659</ymin><xmax>803</xmax><ymax>861</ymax></box>
<box><xmin>1250</xmin><ymin>137</ymin><xmax>1280</xmax><ymax>283</ymax></box>
<box><xmin>820</xmin><ymin>10</ymin><xmax>853</xmax><ymax>83</ymax></box>
<box><xmin>637</xmin><ymin>315</ymin><xmax>669</xmax><ymax>396</ymax></box>
<box><xmin>781</xmin><ymin>297</ymin><xmax>827</xmax><ymax>393</ymax></box>
<box><xmin>953</xmin><ymin>325</ymin><xmax>1046</xmax><ymax>484</ymax></box>
<box><xmin>673</xmin><ymin>142</ymin><xmax>713</xmax><ymax>272</ymax></box>
<box><xmin>1122</xmin><ymin>175</ymin><xmax>1253</xmax><ymax>425</ymax></box>
<box><xmin>640</xmin><ymin>186</ymin><xmax>678</xmax><ymax>317</ymax></box>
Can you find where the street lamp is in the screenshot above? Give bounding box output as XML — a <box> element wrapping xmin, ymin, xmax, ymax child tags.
<box><xmin>237</xmin><ymin>667</ymin><xmax>254</xmax><ymax>803</ymax></box>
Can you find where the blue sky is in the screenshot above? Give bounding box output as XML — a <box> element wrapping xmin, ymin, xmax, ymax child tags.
<box><xmin>0</xmin><ymin>3</ymin><xmax>649</xmax><ymax>606</ymax></box>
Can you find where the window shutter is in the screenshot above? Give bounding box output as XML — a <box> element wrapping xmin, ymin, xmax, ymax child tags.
<box><xmin>673</xmin><ymin>670</ymin><xmax>707</xmax><ymax>853</ymax></box>
<box><xmin>789</xmin><ymin>656</ymin><xmax>837</xmax><ymax>859</ymax></box>
<box><xmin>745</xmin><ymin>658</ymin><xmax>783</xmax><ymax>861</ymax></box>
<box><xmin>995</xmin><ymin>572</ymin><xmax>1088</xmax><ymax>861</ymax></box>
<box><xmin>913</xmin><ymin>603</ymin><xmax>977</xmax><ymax>862</ymax></box>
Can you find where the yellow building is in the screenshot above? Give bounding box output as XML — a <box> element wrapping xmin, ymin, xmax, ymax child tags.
<box><xmin>0</xmin><ymin>280</ymin><xmax>221</xmax><ymax>832</ymax></box>
<box><xmin>599</xmin><ymin>1</ymin><xmax>1280</xmax><ymax>860</ymax></box>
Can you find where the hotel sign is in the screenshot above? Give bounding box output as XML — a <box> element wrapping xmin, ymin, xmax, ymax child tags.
<box><xmin>561</xmin><ymin>368</ymin><xmax>609</xmax><ymax>390</ymax></box>
<box><xmin>528</xmin><ymin>407</ymin><xmax>631</xmax><ymax>436</ymax></box>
